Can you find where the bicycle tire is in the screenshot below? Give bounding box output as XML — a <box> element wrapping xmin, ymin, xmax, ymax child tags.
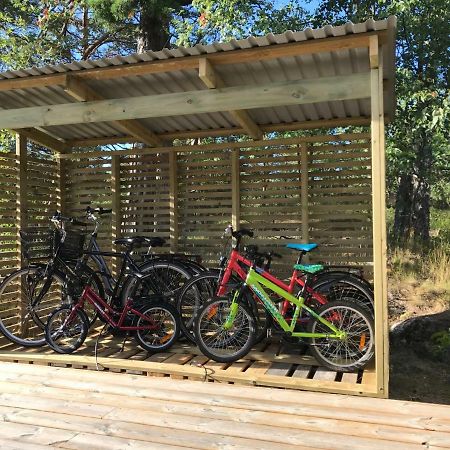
<box><xmin>307</xmin><ymin>299</ymin><xmax>375</xmax><ymax>372</ymax></box>
<box><xmin>194</xmin><ymin>297</ymin><xmax>256</xmax><ymax>363</ymax></box>
<box><xmin>312</xmin><ymin>275</ymin><xmax>374</xmax><ymax>313</ymax></box>
<box><xmin>0</xmin><ymin>266</ymin><xmax>66</xmax><ymax>347</ymax></box>
<box><xmin>177</xmin><ymin>271</ymin><xmax>269</xmax><ymax>345</ymax></box>
<box><xmin>122</xmin><ymin>261</ymin><xmax>193</xmax><ymax>305</ymax></box>
<box><xmin>45</xmin><ymin>305</ymin><xmax>89</xmax><ymax>354</ymax></box>
<box><xmin>133</xmin><ymin>301</ymin><xmax>180</xmax><ymax>352</ymax></box>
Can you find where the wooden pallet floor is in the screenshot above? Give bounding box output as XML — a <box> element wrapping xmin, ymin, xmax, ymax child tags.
<box><xmin>0</xmin><ymin>361</ymin><xmax>449</xmax><ymax>450</ymax></box>
<box><xmin>0</xmin><ymin>330</ymin><xmax>378</xmax><ymax>397</ymax></box>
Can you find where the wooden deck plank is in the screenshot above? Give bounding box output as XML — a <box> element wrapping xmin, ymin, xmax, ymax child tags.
<box><xmin>3</xmin><ymin>362</ymin><xmax>449</xmax><ymax>421</ymax></box>
<box><xmin>0</xmin><ymin>363</ymin><xmax>448</xmax><ymax>449</ymax></box>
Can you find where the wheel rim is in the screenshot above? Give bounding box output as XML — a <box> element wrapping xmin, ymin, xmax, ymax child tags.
<box><xmin>137</xmin><ymin>307</ymin><xmax>177</xmax><ymax>348</ymax></box>
<box><xmin>198</xmin><ymin>300</ymin><xmax>253</xmax><ymax>359</ymax></box>
<box><xmin>48</xmin><ymin>308</ymin><xmax>86</xmax><ymax>351</ymax></box>
<box><xmin>311</xmin><ymin>304</ymin><xmax>374</xmax><ymax>369</ymax></box>
<box><xmin>0</xmin><ymin>268</ymin><xmax>64</xmax><ymax>345</ymax></box>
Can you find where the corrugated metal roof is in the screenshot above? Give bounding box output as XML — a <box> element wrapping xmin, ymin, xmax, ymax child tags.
<box><xmin>0</xmin><ymin>17</ymin><xmax>396</xmax><ymax>145</ymax></box>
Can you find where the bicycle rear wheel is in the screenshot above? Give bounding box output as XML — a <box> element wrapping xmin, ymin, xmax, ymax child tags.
<box><xmin>0</xmin><ymin>266</ymin><xmax>65</xmax><ymax>347</ymax></box>
<box><xmin>194</xmin><ymin>298</ymin><xmax>256</xmax><ymax>363</ymax></box>
<box><xmin>122</xmin><ymin>261</ymin><xmax>193</xmax><ymax>305</ymax></box>
<box><xmin>133</xmin><ymin>301</ymin><xmax>180</xmax><ymax>352</ymax></box>
<box><xmin>307</xmin><ymin>299</ymin><xmax>374</xmax><ymax>372</ymax></box>
<box><xmin>45</xmin><ymin>305</ymin><xmax>89</xmax><ymax>354</ymax></box>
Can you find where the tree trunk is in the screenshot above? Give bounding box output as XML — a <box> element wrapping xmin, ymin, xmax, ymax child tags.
<box><xmin>137</xmin><ymin>8</ymin><xmax>169</xmax><ymax>53</ymax></box>
<box><xmin>393</xmin><ymin>132</ymin><xmax>432</xmax><ymax>246</ymax></box>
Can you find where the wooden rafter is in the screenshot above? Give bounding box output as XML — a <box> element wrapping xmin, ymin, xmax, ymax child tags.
<box><xmin>64</xmin><ymin>75</ymin><xmax>163</xmax><ymax>147</ymax></box>
<box><xmin>199</xmin><ymin>58</ymin><xmax>262</xmax><ymax>140</ymax></box>
<box><xmin>65</xmin><ymin>116</ymin><xmax>371</xmax><ymax>147</ymax></box>
<box><xmin>0</xmin><ymin>74</ymin><xmax>370</xmax><ymax>130</ymax></box>
<box><xmin>0</xmin><ymin>32</ymin><xmax>386</xmax><ymax>92</ymax></box>
<box><xmin>14</xmin><ymin>128</ymin><xmax>67</xmax><ymax>153</ymax></box>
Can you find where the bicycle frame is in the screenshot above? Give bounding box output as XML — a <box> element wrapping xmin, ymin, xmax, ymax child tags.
<box><xmin>217</xmin><ymin>248</ymin><xmax>328</xmax><ymax>311</ymax></box>
<box><xmin>72</xmin><ymin>285</ymin><xmax>158</xmax><ymax>331</ymax></box>
<box><xmin>227</xmin><ymin>267</ymin><xmax>344</xmax><ymax>340</ymax></box>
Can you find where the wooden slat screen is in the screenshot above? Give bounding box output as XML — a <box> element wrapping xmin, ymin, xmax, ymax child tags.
<box><xmin>64</xmin><ymin>156</ymin><xmax>112</xmax><ymax>253</ymax></box>
<box><xmin>0</xmin><ymin>152</ymin><xmax>18</xmax><ymax>276</ymax></box>
<box><xmin>58</xmin><ymin>132</ymin><xmax>373</xmax><ymax>276</ymax></box>
<box><xmin>120</xmin><ymin>153</ymin><xmax>170</xmax><ymax>248</ymax></box>
<box><xmin>177</xmin><ymin>149</ymin><xmax>232</xmax><ymax>265</ymax></box>
<box><xmin>308</xmin><ymin>135</ymin><xmax>373</xmax><ymax>268</ymax></box>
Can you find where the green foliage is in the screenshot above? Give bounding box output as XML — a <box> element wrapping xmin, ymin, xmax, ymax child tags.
<box><xmin>431</xmin><ymin>330</ymin><xmax>450</xmax><ymax>361</ymax></box>
<box><xmin>173</xmin><ymin>0</ymin><xmax>310</xmax><ymax>46</ymax></box>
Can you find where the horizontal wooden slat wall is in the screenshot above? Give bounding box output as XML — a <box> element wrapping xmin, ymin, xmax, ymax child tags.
<box><xmin>177</xmin><ymin>149</ymin><xmax>232</xmax><ymax>265</ymax></box>
<box><xmin>27</xmin><ymin>149</ymin><xmax>59</xmax><ymax>229</ymax></box>
<box><xmin>63</xmin><ymin>156</ymin><xmax>112</xmax><ymax>253</ymax></box>
<box><xmin>307</xmin><ymin>133</ymin><xmax>373</xmax><ymax>272</ymax></box>
<box><xmin>120</xmin><ymin>153</ymin><xmax>170</xmax><ymax>250</ymax></box>
<box><xmin>60</xmin><ymin>132</ymin><xmax>373</xmax><ymax>277</ymax></box>
<box><xmin>0</xmin><ymin>152</ymin><xmax>18</xmax><ymax>278</ymax></box>
<box><xmin>240</xmin><ymin>143</ymin><xmax>303</xmax><ymax>277</ymax></box>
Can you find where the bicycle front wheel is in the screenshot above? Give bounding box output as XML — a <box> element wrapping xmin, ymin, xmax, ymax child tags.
<box><xmin>307</xmin><ymin>300</ymin><xmax>375</xmax><ymax>372</ymax></box>
<box><xmin>0</xmin><ymin>266</ymin><xmax>66</xmax><ymax>347</ymax></box>
<box><xmin>45</xmin><ymin>305</ymin><xmax>89</xmax><ymax>354</ymax></box>
<box><xmin>194</xmin><ymin>298</ymin><xmax>256</xmax><ymax>363</ymax></box>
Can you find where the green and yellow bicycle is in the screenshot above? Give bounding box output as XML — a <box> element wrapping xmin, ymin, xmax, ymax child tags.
<box><xmin>193</xmin><ymin>262</ymin><xmax>375</xmax><ymax>372</ymax></box>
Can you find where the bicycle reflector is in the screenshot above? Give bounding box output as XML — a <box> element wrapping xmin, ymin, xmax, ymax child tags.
<box><xmin>206</xmin><ymin>305</ymin><xmax>219</xmax><ymax>320</ymax></box>
<box><xmin>359</xmin><ymin>333</ymin><xmax>367</xmax><ymax>350</ymax></box>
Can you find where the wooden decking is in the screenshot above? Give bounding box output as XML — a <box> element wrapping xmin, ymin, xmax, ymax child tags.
<box><xmin>0</xmin><ymin>361</ymin><xmax>449</xmax><ymax>449</ymax></box>
<box><xmin>0</xmin><ymin>332</ymin><xmax>378</xmax><ymax>397</ymax></box>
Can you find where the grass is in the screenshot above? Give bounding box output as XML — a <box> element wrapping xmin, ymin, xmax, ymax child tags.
<box><xmin>387</xmin><ymin>208</ymin><xmax>450</xmax><ymax>322</ymax></box>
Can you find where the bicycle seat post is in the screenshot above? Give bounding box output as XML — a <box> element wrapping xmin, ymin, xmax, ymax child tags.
<box><xmin>296</xmin><ymin>251</ymin><xmax>305</xmax><ymax>265</ymax></box>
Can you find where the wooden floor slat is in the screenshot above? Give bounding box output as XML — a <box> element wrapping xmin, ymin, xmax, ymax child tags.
<box><xmin>0</xmin><ymin>336</ymin><xmax>376</xmax><ymax>396</ymax></box>
<box><xmin>0</xmin><ymin>362</ymin><xmax>448</xmax><ymax>450</ymax></box>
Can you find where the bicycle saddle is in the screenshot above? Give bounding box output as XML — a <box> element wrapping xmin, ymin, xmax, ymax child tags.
<box><xmin>286</xmin><ymin>243</ymin><xmax>318</xmax><ymax>252</ymax></box>
<box><xmin>114</xmin><ymin>236</ymin><xmax>166</xmax><ymax>247</ymax></box>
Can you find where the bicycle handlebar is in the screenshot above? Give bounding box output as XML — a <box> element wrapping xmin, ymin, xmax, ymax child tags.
<box><xmin>86</xmin><ymin>206</ymin><xmax>112</xmax><ymax>216</ymax></box>
<box><xmin>51</xmin><ymin>212</ymin><xmax>88</xmax><ymax>227</ymax></box>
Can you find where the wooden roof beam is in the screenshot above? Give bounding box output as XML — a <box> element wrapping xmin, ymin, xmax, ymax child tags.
<box><xmin>13</xmin><ymin>128</ymin><xmax>67</xmax><ymax>153</ymax></box>
<box><xmin>0</xmin><ymin>74</ymin><xmax>371</xmax><ymax>130</ymax></box>
<box><xmin>199</xmin><ymin>58</ymin><xmax>263</xmax><ymax>140</ymax></box>
<box><xmin>64</xmin><ymin>75</ymin><xmax>164</xmax><ymax>147</ymax></box>
<box><xmin>66</xmin><ymin>117</ymin><xmax>371</xmax><ymax>148</ymax></box>
<box><xmin>0</xmin><ymin>31</ymin><xmax>387</xmax><ymax>92</ymax></box>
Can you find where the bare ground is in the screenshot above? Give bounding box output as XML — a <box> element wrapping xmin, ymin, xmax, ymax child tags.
<box><xmin>388</xmin><ymin>281</ymin><xmax>450</xmax><ymax>404</ymax></box>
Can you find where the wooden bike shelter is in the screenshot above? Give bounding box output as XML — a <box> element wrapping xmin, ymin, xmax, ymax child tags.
<box><xmin>0</xmin><ymin>18</ymin><xmax>396</xmax><ymax>397</ymax></box>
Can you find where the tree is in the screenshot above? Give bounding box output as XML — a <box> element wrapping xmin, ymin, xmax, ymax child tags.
<box><xmin>313</xmin><ymin>0</ymin><xmax>450</xmax><ymax>245</ymax></box>
<box><xmin>88</xmin><ymin>0</ymin><xmax>193</xmax><ymax>52</ymax></box>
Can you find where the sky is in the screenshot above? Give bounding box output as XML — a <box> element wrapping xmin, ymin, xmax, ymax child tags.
<box><xmin>273</xmin><ymin>0</ymin><xmax>321</xmax><ymax>13</ymax></box>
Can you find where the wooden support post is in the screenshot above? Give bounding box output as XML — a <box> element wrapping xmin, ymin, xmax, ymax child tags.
<box><xmin>231</xmin><ymin>149</ymin><xmax>240</xmax><ymax>231</ymax></box>
<box><xmin>56</xmin><ymin>155</ymin><xmax>65</xmax><ymax>214</ymax></box>
<box><xmin>300</xmin><ymin>145</ymin><xmax>310</xmax><ymax>261</ymax></box>
<box><xmin>16</xmin><ymin>134</ymin><xmax>27</xmax><ymax>334</ymax></box>
<box><xmin>16</xmin><ymin>133</ymin><xmax>27</xmax><ymax>266</ymax></box>
<box><xmin>169</xmin><ymin>152</ymin><xmax>179</xmax><ymax>253</ymax></box>
<box><xmin>111</xmin><ymin>156</ymin><xmax>121</xmax><ymax>274</ymax></box>
<box><xmin>370</xmin><ymin>39</ymin><xmax>389</xmax><ymax>398</ymax></box>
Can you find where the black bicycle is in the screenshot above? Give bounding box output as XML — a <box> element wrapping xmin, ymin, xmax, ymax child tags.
<box><xmin>0</xmin><ymin>214</ymin><xmax>103</xmax><ymax>347</ymax></box>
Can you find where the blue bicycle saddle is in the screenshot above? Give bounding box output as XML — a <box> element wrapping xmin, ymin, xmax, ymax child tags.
<box><xmin>286</xmin><ymin>243</ymin><xmax>318</xmax><ymax>252</ymax></box>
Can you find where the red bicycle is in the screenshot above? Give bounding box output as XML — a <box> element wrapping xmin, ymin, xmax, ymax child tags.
<box><xmin>45</xmin><ymin>237</ymin><xmax>180</xmax><ymax>354</ymax></box>
<box><xmin>177</xmin><ymin>226</ymin><xmax>373</xmax><ymax>343</ymax></box>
